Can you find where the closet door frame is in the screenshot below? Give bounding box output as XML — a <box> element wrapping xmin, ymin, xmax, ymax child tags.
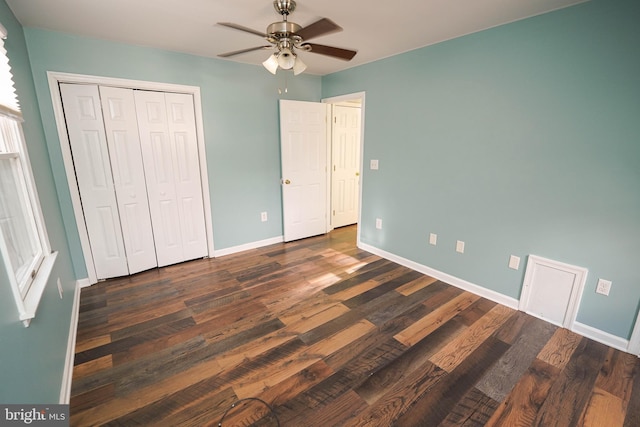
<box><xmin>47</xmin><ymin>71</ymin><xmax>214</xmax><ymax>285</ymax></box>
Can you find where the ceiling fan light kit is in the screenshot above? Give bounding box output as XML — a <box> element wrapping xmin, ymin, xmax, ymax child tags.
<box><xmin>218</xmin><ymin>0</ymin><xmax>357</xmax><ymax>76</ymax></box>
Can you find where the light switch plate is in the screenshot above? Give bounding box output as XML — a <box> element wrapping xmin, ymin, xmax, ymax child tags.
<box><xmin>456</xmin><ymin>240</ymin><xmax>465</xmax><ymax>253</ymax></box>
<box><xmin>370</xmin><ymin>159</ymin><xmax>379</xmax><ymax>170</ymax></box>
<box><xmin>429</xmin><ymin>233</ymin><xmax>437</xmax><ymax>245</ymax></box>
<box><xmin>375</xmin><ymin>218</ymin><xmax>383</xmax><ymax>229</ymax></box>
<box><xmin>261</xmin><ymin>211</ymin><xmax>268</xmax><ymax>222</ymax></box>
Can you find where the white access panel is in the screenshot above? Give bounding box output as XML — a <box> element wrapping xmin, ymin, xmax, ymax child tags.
<box><xmin>280</xmin><ymin>100</ymin><xmax>328</xmax><ymax>242</ymax></box>
<box><xmin>60</xmin><ymin>83</ymin><xmax>129</xmax><ymax>279</ymax></box>
<box><xmin>331</xmin><ymin>105</ymin><xmax>361</xmax><ymax>228</ymax></box>
<box><xmin>519</xmin><ymin>255</ymin><xmax>588</xmax><ymax>328</ymax></box>
<box><xmin>99</xmin><ymin>86</ymin><xmax>158</xmax><ymax>274</ymax></box>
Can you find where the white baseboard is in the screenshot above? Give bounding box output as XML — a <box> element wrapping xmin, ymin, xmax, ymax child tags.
<box><xmin>77</xmin><ymin>278</ymin><xmax>92</xmax><ymax>288</ymax></box>
<box><xmin>572</xmin><ymin>321</ymin><xmax>629</xmax><ymax>352</ymax></box>
<box><xmin>59</xmin><ymin>280</ymin><xmax>82</xmax><ymax>404</ymax></box>
<box><xmin>213</xmin><ymin>236</ymin><xmax>284</xmax><ymax>257</ymax></box>
<box><xmin>358</xmin><ymin>242</ymin><xmax>519</xmax><ymax>309</ymax></box>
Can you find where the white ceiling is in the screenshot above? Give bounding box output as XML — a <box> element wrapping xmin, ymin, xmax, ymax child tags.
<box><xmin>6</xmin><ymin>0</ymin><xmax>586</xmax><ymax>76</ymax></box>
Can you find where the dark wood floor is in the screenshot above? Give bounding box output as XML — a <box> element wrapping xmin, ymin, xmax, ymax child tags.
<box><xmin>70</xmin><ymin>226</ymin><xmax>640</xmax><ymax>426</ymax></box>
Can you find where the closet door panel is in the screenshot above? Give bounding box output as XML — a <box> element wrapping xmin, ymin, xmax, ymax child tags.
<box><xmin>100</xmin><ymin>86</ymin><xmax>157</xmax><ymax>274</ymax></box>
<box><xmin>60</xmin><ymin>84</ymin><xmax>129</xmax><ymax>279</ymax></box>
<box><xmin>165</xmin><ymin>93</ymin><xmax>208</xmax><ymax>260</ymax></box>
<box><xmin>134</xmin><ymin>90</ymin><xmax>184</xmax><ymax>266</ymax></box>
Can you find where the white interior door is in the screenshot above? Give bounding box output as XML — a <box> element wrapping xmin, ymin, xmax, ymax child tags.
<box><xmin>60</xmin><ymin>83</ymin><xmax>129</xmax><ymax>279</ymax></box>
<box><xmin>135</xmin><ymin>90</ymin><xmax>207</xmax><ymax>266</ymax></box>
<box><xmin>99</xmin><ymin>86</ymin><xmax>157</xmax><ymax>274</ymax></box>
<box><xmin>280</xmin><ymin>100</ymin><xmax>329</xmax><ymax>242</ymax></box>
<box><xmin>331</xmin><ymin>105</ymin><xmax>361</xmax><ymax>228</ymax></box>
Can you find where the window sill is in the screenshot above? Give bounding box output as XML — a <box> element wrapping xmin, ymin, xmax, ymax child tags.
<box><xmin>20</xmin><ymin>251</ymin><xmax>58</xmax><ymax>327</ymax></box>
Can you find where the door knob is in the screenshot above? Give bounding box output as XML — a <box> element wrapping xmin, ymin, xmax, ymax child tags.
<box><xmin>283</xmin><ymin>179</ymin><xmax>291</xmax><ymax>185</ymax></box>
<box><xmin>355</xmin><ymin>172</ymin><xmax>360</xmax><ymax>176</ymax></box>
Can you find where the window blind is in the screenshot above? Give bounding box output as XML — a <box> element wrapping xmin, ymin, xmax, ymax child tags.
<box><xmin>0</xmin><ymin>22</ymin><xmax>21</xmax><ymax>119</ymax></box>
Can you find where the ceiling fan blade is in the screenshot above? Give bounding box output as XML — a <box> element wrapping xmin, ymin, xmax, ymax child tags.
<box><xmin>304</xmin><ymin>43</ymin><xmax>357</xmax><ymax>61</ymax></box>
<box><xmin>218</xmin><ymin>46</ymin><xmax>272</xmax><ymax>58</ymax></box>
<box><xmin>296</xmin><ymin>18</ymin><xmax>342</xmax><ymax>41</ymax></box>
<box><xmin>217</xmin><ymin>22</ymin><xmax>267</xmax><ymax>38</ymax></box>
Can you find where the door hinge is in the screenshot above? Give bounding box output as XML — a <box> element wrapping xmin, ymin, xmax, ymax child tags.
<box><xmin>333</xmin><ymin>210</ymin><xmax>336</xmax><ymax>216</ymax></box>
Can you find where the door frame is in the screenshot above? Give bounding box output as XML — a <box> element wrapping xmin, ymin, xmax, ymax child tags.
<box><xmin>322</xmin><ymin>92</ymin><xmax>366</xmax><ymax>242</ymax></box>
<box><xmin>47</xmin><ymin>71</ymin><xmax>215</xmax><ymax>284</ymax></box>
<box><xmin>628</xmin><ymin>311</ymin><xmax>640</xmax><ymax>355</ymax></box>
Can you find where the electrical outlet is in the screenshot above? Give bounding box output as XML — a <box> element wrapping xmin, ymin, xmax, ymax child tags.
<box><xmin>429</xmin><ymin>233</ymin><xmax>437</xmax><ymax>245</ymax></box>
<box><xmin>370</xmin><ymin>159</ymin><xmax>379</xmax><ymax>170</ymax></box>
<box><xmin>596</xmin><ymin>279</ymin><xmax>612</xmax><ymax>296</ymax></box>
<box><xmin>57</xmin><ymin>278</ymin><xmax>63</xmax><ymax>299</ymax></box>
<box><xmin>375</xmin><ymin>218</ymin><xmax>383</xmax><ymax>229</ymax></box>
<box><xmin>509</xmin><ymin>255</ymin><xmax>520</xmax><ymax>270</ymax></box>
<box><xmin>261</xmin><ymin>212</ymin><xmax>268</xmax><ymax>222</ymax></box>
<box><xmin>456</xmin><ymin>240</ymin><xmax>465</xmax><ymax>253</ymax></box>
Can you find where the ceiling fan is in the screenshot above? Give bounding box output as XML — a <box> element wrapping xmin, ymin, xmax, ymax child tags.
<box><xmin>218</xmin><ymin>0</ymin><xmax>357</xmax><ymax>75</ymax></box>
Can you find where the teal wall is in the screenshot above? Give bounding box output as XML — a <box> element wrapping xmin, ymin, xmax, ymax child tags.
<box><xmin>23</xmin><ymin>28</ymin><xmax>322</xmax><ymax>279</ymax></box>
<box><xmin>323</xmin><ymin>0</ymin><xmax>640</xmax><ymax>339</ymax></box>
<box><xmin>0</xmin><ymin>1</ymin><xmax>77</xmax><ymax>403</ymax></box>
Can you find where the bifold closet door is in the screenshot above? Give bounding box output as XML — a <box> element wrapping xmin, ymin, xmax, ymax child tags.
<box><xmin>99</xmin><ymin>86</ymin><xmax>158</xmax><ymax>274</ymax></box>
<box><xmin>134</xmin><ymin>90</ymin><xmax>208</xmax><ymax>266</ymax></box>
<box><xmin>60</xmin><ymin>83</ymin><xmax>129</xmax><ymax>279</ymax></box>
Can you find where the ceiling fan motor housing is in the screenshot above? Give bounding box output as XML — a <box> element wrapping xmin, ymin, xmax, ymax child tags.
<box><xmin>274</xmin><ymin>0</ymin><xmax>296</xmax><ymax>15</ymax></box>
<box><xmin>267</xmin><ymin>21</ymin><xmax>302</xmax><ymax>37</ymax></box>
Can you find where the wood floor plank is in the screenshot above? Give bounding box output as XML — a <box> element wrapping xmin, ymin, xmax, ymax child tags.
<box><xmin>394</xmin><ymin>291</ymin><xmax>480</xmax><ymax>347</ymax></box>
<box><xmin>455</xmin><ymin>297</ymin><xmax>498</xmax><ymax>327</ymax></box>
<box><xmin>595</xmin><ymin>348</ymin><xmax>638</xmax><ymax>401</ymax></box>
<box><xmin>365</xmin><ymin>279</ymin><xmax>452</xmax><ymax>327</ymax></box>
<box><xmin>485</xmin><ymin>358</ymin><xmax>560</xmax><ymax>427</ymax></box>
<box><xmin>580</xmin><ymin>387</ymin><xmax>626</xmax><ymax>427</ymax></box>
<box><xmin>534</xmin><ymin>338</ymin><xmax>609</xmax><ymax>427</ymax></box>
<box><xmin>71</xmin><ymin>356</ymin><xmax>223</xmax><ymax>425</ymax></box>
<box><xmin>322</xmin><ymin>259</ymin><xmax>398</xmax><ymax>295</ymax></box>
<box><xmin>623</xmin><ymin>357</ymin><xmax>640</xmax><ymax>427</ymax></box>
<box><xmin>440</xmin><ymin>387</ymin><xmax>500</xmax><ymax>427</ymax></box>
<box><xmin>475</xmin><ymin>316</ymin><xmax>556</xmax><ymax>402</ymax></box>
<box><xmin>72</xmin><ymin>354</ymin><xmax>112</xmax><ymax>379</ymax></box>
<box><xmin>289</xmin><ymin>390</ymin><xmax>369</xmax><ymax>427</ymax></box>
<box><xmin>396</xmin><ymin>275</ymin><xmax>438</xmax><ymax>296</ymax></box>
<box><xmin>232</xmin><ymin>320</ymin><xmax>375</xmax><ymax>398</ymax></box>
<box><xmin>355</xmin><ymin>318</ymin><xmax>466</xmax><ymax>405</ymax></box>
<box><xmin>343</xmin><ymin>359</ymin><xmax>447</xmax><ymax>427</ymax></box>
<box><xmin>429</xmin><ymin>304</ymin><xmax>514</xmax><ymax>373</ymax></box>
<box><xmin>537</xmin><ymin>327</ymin><xmax>583</xmax><ymax>370</ymax></box>
<box><xmin>393</xmin><ymin>336</ymin><xmax>510</xmax><ymax>427</ymax></box>
<box><xmin>259</xmin><ymin>360</ymin><xmax>335</xmax><ymax>407</ymax></box>
<box><xmin>74</xmin><ymin>334</ymin><xmax>111</xmax><ymax>353</ymax></box>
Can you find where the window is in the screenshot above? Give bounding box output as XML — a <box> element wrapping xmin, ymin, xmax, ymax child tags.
<box><xmin>0</xmin><ymin>22</ymin><xmax>56</xmax><ymax>327</ymax></box>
